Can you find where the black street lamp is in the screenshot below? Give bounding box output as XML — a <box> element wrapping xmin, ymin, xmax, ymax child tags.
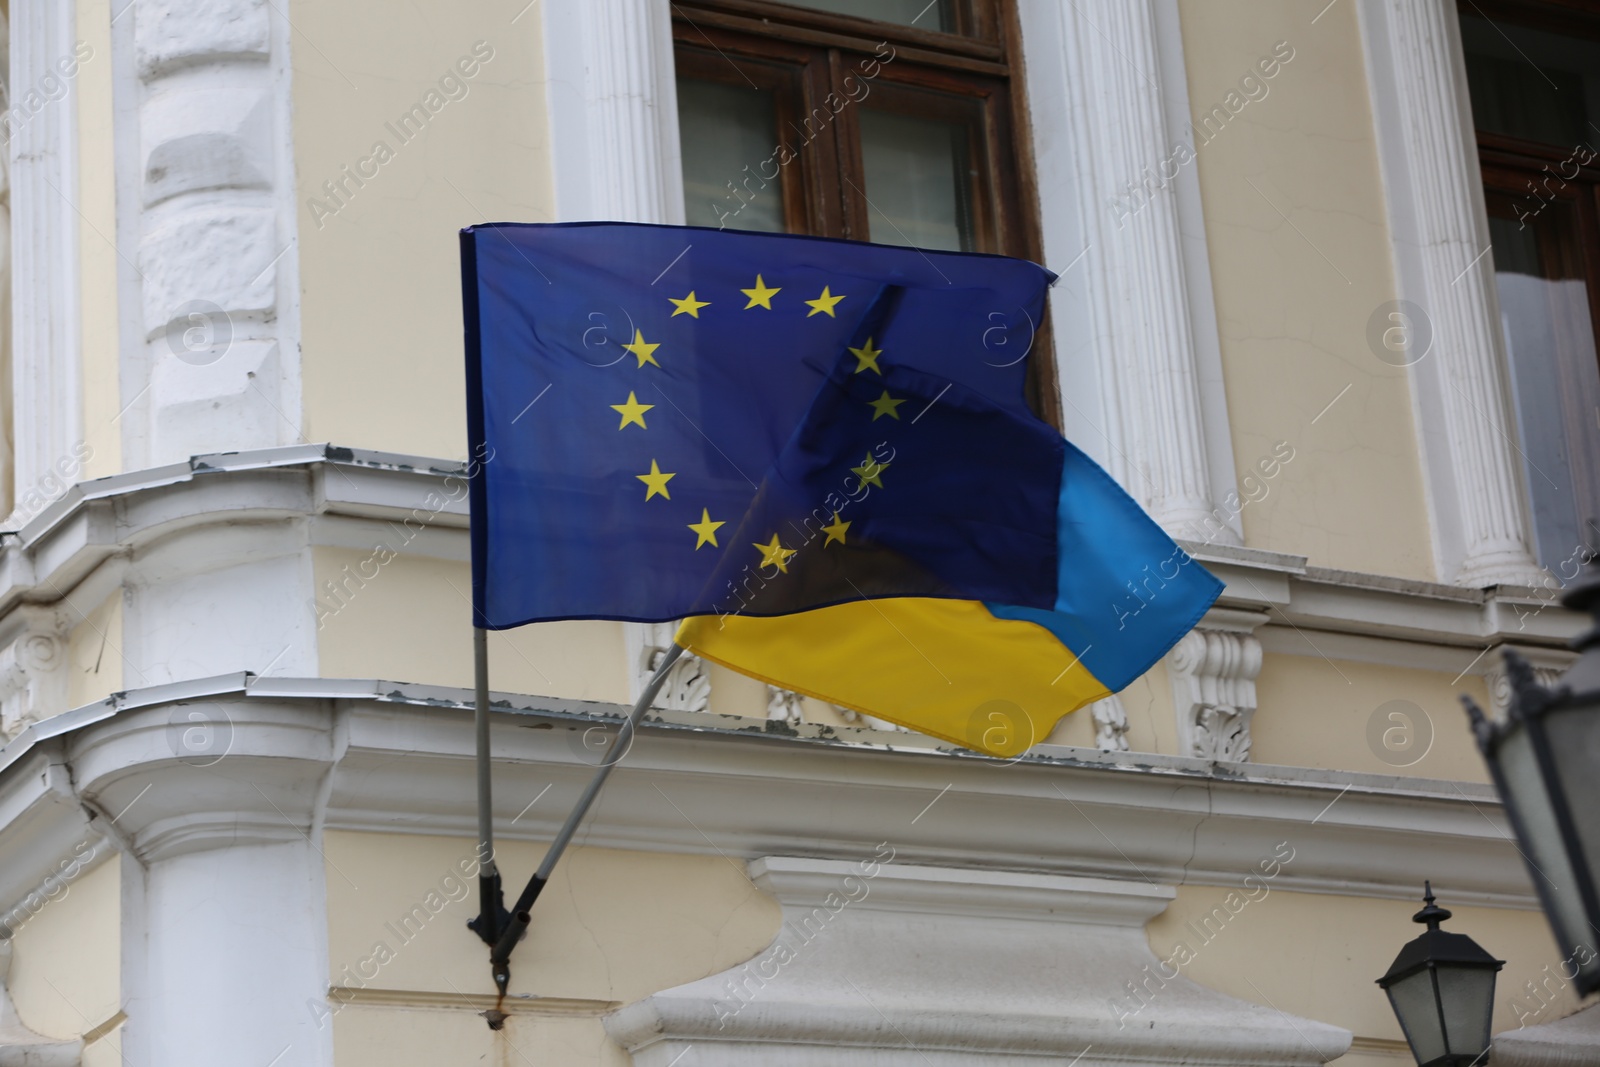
<box><xmin>1377</xmin><ymin>883</ymin><xmax>1504</xmax><ymax>1067</ymax></box>
<box><xmin>1463</xmin><ymin>563</ymin><xmax>1600</xmax><ymax>996</ymax></box>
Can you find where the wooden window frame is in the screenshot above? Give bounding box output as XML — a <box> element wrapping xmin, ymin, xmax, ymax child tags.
<box><xmin>670</xmin><ymin>0</ymin><xmax>1059</xmax><ymax>424</ymax></box>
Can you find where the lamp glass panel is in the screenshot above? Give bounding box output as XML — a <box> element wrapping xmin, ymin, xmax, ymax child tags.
<box><xmin>1386</xmin><ymin>968</ymin><xmax>1448</xmax><ymax>1066</ymax></box>
<box><xmin>677</xmin><ymin>78</ymin><xmax>787</xmax><ymax>234</ymax></box>
<box><xmin>1499</xmin><ymin>725</ymin><xmax>1595</xmax><ymax>961</ymax></box>
<box><xmin>1543</xmin><ymin>699</ymin><xmax>1600</xmax><ymax>910</ymax></box>
<box><xmin>1438</xmin><ymin>965</ymin><xmax>1497</xmax><ymax>1057</ymax></box>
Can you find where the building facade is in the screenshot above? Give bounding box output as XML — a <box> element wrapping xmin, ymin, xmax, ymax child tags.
<box><xmin>0</xmin><ymin>0</ymin><xmax>1597</xmax><ymax>1063</ymax></box>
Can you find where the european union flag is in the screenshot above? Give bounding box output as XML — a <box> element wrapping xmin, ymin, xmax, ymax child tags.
<box><xmin>464</xmin><ymin>221</ymin><xmax>1062</xmax><ymax>625</ymax></box>
<box><xmin>463</xmin><ymin>222</ymin><xmax>1221</xmax><ymax>756</ymax></box>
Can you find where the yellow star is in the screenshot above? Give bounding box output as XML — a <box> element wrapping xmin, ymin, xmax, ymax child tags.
<box><xmin>868</xmin><ymin>390</ymin><xmax>907</xmax><ymax>421</ymax></box>
<box><xmin>849</xmin><ymin>338</ymin><xmax>883</xmax><ymax>375</ymax></box>
<box><xmin>805</xmin><ymin>285</ymin><xmax>846</xmax><ymax>318</ymax></box>
<box><xmin>636</xmin><ymin>459</ymin><xmax>675</xmax><ymax>500</ymax></box>
<box><xmin>753</xmin><ymin>534</ymin><xmax>797</xmax><ymax>573</ymax></box>
<box><xmin>742</xmin><ymin>275</ymin><xmax>781</xmax><ymax>310</ymax></box>
<box><xmin>688</xmin><ymin>508</ymin><xmax>725</xmax><ymax>549</ymax></box>
<box><xmin>821</xmin><ymin>512</ymin><xmax>851</xmax><ymax>547</ymax></box>
<box><xmin>669</xmin><ymin>291</ymin><xmax>710</xmax><ymax>318</ymax></box>
<box><xmin>623</xmin><ymin>329</ymin><xmax>661</xmax><ymax>368</ymax></box>
<box><xmin>610</xmin><ymin>391</ymin><xmax>653</xmax><ymax>430</ymax></box>
<box><xmin>851</xmin><ymin>453</ymin><xmax>889</xmax><ymax>489</ymax></box>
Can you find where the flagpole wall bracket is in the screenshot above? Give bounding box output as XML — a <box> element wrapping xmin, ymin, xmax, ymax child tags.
<box><xmin>483</xmin><ymin>643</ymin><xmax>685</xmax><ymax>1005</ymax></box>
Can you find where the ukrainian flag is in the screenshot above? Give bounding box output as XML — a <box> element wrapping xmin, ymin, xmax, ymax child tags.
<box><xmin>462</xmin><ymin>222</ymin><xmax>1220</xmax><ymax>757</ymax></box>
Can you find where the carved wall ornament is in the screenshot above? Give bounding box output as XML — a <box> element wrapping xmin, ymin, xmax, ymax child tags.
<box><xmin>1090</xmin><ymin>695</ymin><xmax>1131</xmax><ymax>752</ymax></box>
<box><xmin>1168</xmin><ymin>611</ymin><xmax>1267</xmax><ymax>762</ymax></box>
<box><xmin>628</xmin><ymin>622</ymin><xmax>710</xmax><ymax>713</ymax></box>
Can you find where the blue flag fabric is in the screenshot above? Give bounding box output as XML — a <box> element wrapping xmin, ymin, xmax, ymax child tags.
<box><xmin>462</xmin><ymin>222</ymin><xmax>1064</xmax><ymax>629</ymax></box>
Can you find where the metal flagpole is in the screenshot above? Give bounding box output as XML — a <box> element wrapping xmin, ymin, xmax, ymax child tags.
<box><xmin>469</xmin><ymin>627</ymin><xmax>508</xmax><ymax>945</ymax></box>
<box><xmin>488</xmin><ymin>643</ymin><xmax>684</xmax><ymax>994</ymax></box>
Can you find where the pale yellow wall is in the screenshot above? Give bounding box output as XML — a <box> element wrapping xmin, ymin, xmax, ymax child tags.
<box><xmin>67</xmin><ymin>590</ymin><xmax>123</xmax><ymax>710</ymax></box>
<box><xmin>313</xmin><ymin>546</ymin><xmax>628</xmax><ymax>703</ymax></box>
<box><xmin>292</xmin><ymin>0</ymin><xmax>552</xmax><ymax>460</ymax></box>
<box><xmin>1148</xmin><ymin>882</ymin><xmax>1582</xmax><ymax>1060</ymax></box>
<box><xmin>324</xmin><ymin>830</ymin><xmax>780</xmax><ymax>1064</ymax></box>
<box><xmin>1178</xmin><ymin>0</ymin><xmax>1435</xmax><ymax>581</ymax></box>
<box><xmin>334</xmin><ymin>1007</ymin><xmax>630</xmax><ymax>1067</ymax></box>
<box><xmin>8</xmin><ymin>855</ymin><xmax>120</xmax><ymax>1041</ymax></box>
<box><xmin>1251</xmin><ymin>652</ymin><xmax>1492</xmax><ymax>782</ymax></box>
<box><xmin>77</xmin><ymin>0</ymin><xmax>120</xmax><ymax>480</ymax></box>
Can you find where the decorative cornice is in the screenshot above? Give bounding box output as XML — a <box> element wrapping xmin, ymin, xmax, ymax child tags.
<box><xmin>0</xmin><ymin>670</ymin><xmax>1547</xmax><ymax>920</ymax></box>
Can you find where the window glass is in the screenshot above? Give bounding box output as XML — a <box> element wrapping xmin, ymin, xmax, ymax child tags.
<box><xmin>1459</xmin><ymin>14</ymin><xmax>1600</xmax><ymax>146</ymax></box>
<box><xmin>777</xmin><ymin>0</ymin><xmax>954</xmax><ymax>33</ymax></box>
<box><xmin>677</xmin><ymin>78</ymin><xmax>787</xmax><ymax>233</ymax></box>
<box><xmin>1487</xmin><ymin>199</ymin><xmax>1600</xmax><ymax>568</ymax></box>
<box><xmin>859</xmin><ymin>108</ymin><xmax>973</xmax><ymax>252</ymax></box>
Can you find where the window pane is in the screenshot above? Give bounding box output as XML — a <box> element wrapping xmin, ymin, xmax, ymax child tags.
<box><xmin>677</xmin><ymin>78</ymin><xmax>786</xmax><ymax>233</ymax></box>
<box><xmin>859</xmin><ymin>108</ymin><xmax>973</xmax><ymax>252</ymax></box>
<box><xmin>1460</xmin><ymin>15</ymin><xmax>1600</xmax><ymax>147</ymax></box>
<box><xmin>776</xmin><ymin>0</ymin><xmax>953</xmax><ymax>33</ymax></box>
<box><xmin>1487</xmin><ymin>199</ymin><xmax>1600</xmax><ymax>568</ymax></box>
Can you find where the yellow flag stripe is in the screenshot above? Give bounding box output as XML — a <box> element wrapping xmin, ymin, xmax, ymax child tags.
<box><xmin>677</xmin><ymin>598</ymin><xmax>1110</xmax><ymax>757</ymax></box>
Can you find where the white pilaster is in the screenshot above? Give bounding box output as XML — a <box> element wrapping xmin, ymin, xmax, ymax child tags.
<box><xmin>1020</xmin><ymin>0</ymin><xmax>1240</xmax><ymax>543</ymax></box>
<box><xmin>115</xmin><ymin>0</ymin><xmax>303</xmax><ymax>467</ymax></box>
<box><xmin>605</xmin><ymin>856</ymin><xmax>1351</xmax><ymax>1065</ymax></box>
<box><xmin>1358</xmin><ymin>0</ymin><xmax>1545</xmax><ymax>587</ymax></box>
<box><xmin>541</xmin><ymin>0</ymin><xmax>683</xmax><ymax>224</ymax></box>
<box><xmin>68</xmin><ymin>698</ymin><xmax>336</xmax><ymax>1067</ymax></box>
<box><xmin>8</xmin><ymin>0</ymin><xmax>83</xmax><ymax>511</ymax></box>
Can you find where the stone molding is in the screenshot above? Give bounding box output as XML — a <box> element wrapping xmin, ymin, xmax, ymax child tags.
<box><xmin>604</xmin><ymin>856</ymin><xmax>1350</xmax><ymax>1065</ymax></box>
<box><xmin>0</xmin><ymin>671</ymin><xmax>1546</xmax><ymax>915</ymax></box>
